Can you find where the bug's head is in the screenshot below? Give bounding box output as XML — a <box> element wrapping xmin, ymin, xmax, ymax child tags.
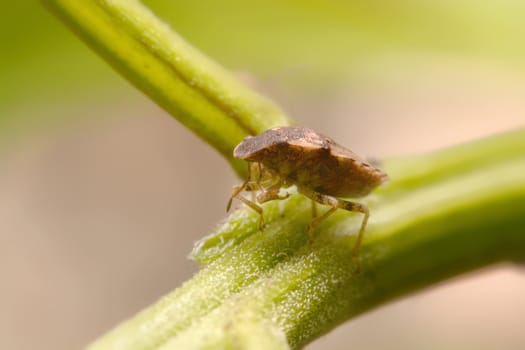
<box><xmin>233</xmin><ymin>127</ymin><xmax>289</xmax><ymax>162</ymax></box>
<box><xmin>234</xmin><ymin>126</ymin><xmax>319</xmax><ymax>162</ymax></box>
<box><xmin>233</xmin><ymin>135</ymin><xmax>265</xmax><ymax>161</ymax></box>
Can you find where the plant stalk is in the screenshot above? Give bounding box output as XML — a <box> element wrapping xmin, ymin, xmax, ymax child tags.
<box><xmin>88</xmin><ymin>129</ymin><xmax>525</xmax><ymax>350</ymax></box>
<box><xmin>42</xmin><ymin>0</ymin><xmax>289</xmax><ymax>177</ymax></box>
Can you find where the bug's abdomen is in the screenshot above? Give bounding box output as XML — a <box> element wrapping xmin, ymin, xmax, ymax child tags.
<box><xmin>250</xmin><ymin>139</ymin><xmax>387</xmax><ymax>199</ymax></box>
<box><xmin>287</xmin><ymin>153</ymin><xmax>385</xmax><ymax>198</ymax></box>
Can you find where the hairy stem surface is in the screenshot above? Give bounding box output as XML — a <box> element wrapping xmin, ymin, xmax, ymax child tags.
<box><xmin>89</xmin><ymin>129</ymin><xmax>525</xmax><ymax>350</ymax></box>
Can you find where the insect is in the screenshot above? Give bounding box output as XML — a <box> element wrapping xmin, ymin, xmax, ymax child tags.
<box><xmin>227</xmin><ymin>126</ymin><xmax>388</xmax><ymax>263</ymax></box>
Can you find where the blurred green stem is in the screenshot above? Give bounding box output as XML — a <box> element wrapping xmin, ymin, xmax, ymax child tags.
<box><xmin>43</xmin><ymin>0</ymin><xmax>289</xmax><ymax>177</ymax></box>
<box><xmin>43</xmin><ymin>1</ymin><xmax>525</xmax><ymax>350</ymax></box>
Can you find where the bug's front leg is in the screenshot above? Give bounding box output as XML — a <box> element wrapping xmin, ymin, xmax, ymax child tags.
<box><xmin>256</xmin><ymin>178</ymin><xmax>289</xmax><ymax>204</ymax></box>
<box><xmin>226</xmin><ymin>163</ymin><xmax>264</xmax><ymax>229</ymax></box>
<box><xmin>226</xmin><ymin>162</ymin><xmax>259</xmax><ymax>211</ymax></box>
<box><xmin>226</xmin><ymin>179</ymin><xmax>250</xmax><ymax>212</ymax></box>
<box><xmin>311</xmin><ymin>200</ymin><xmax>318</xmax><ymax>219</ymax></box>
<box><xmin>234</xmin><ymin>195</ymin><xmax>264</xmax><ymax>230</ymax></box>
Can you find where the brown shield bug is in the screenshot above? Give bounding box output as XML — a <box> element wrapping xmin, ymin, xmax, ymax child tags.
<box><xmin>227</xmin><ymin>126</ymin><xmax>388</xmax><ymax>265</ymax></box>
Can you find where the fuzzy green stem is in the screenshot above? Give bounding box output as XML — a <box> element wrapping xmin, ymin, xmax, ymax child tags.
<box><xmin>42</xmin><ymin>0</ymin><xmax>289</xmax><ymax>176</ymax></box>
<box><xmin>88</xmin><ymin>129</ymin><xmax>525</xmax><ymax>350</ymax></box>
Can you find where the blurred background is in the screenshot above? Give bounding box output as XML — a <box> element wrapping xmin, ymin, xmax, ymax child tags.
<box><xmin>1</xmin><ymin>1</ymin><xmax>524</xmax><ymax>349</ymax></box>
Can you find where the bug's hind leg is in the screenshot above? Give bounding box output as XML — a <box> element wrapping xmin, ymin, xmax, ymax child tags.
<box><xmin>307</xmin><ymin>206</ymin><xmax>337</xmax><ymax>242</ymax></box>
<box><xmin>300</xmin><ymin>189</ymin><xmax>370</xmax><ymax>271</ymax></box>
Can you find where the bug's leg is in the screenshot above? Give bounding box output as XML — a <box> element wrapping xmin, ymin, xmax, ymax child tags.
<box><xmin>226</xmin><ymin>163</ymin><xmax>264</xmax><ymax>230</ymax></box>
<box><xmin>229</xmin><ymin>189</ymin><xmax>265</xmax><ymax>229</ymax></box>
<box><xmin>307</xmin><ymin>206</ymin><xmax>337</xmax><ymax>242</ymax></box>
<box><xmin>300</xmin><ymin>189</ymin><xmax>369</xmax><ymax>271</ymax></box>
<box><xmin>227</xmin><ymin>178</ymin><xmax>249</xmax><ymax>212</ymax></box>
<box><xmin>311</xmin><ymin>200</ymin><xmax>318</xmax><ymax>219</ymax></box>
<box><xmin>351</xmin><ymin>205</ymin><xmax>370</xmax><ymax>262</ymax></box>
<box><xmin>249</xmin><ymin>184</ymin><xmax>257</xmax><ymax>203</ymax></box>
<box><xmin>227</xmin><ymin>162</ymin><xmax>255</xmax><ymax>212</ymax></box>
<box><xmin>256</xmin><ymin>163</ymin><xmax>263</xmax><ymax>183</ymax></box>
<box><xmin>236</xmin><ymin>176</ymin><xmax>284</xmax><ymax>229</ymax></box>
<box><xmin>226</xmin><ymin>163</ymin><xmax>265</xmax><ymax>229</ymax></box>
<box><xmin>251</xmin><ymin>162</ymin><xmax>264</xmax><ymax>202</ymax></box>
<box><xmin>256</xmin><ymin>179</ymin><xmax>289</xmax><ymax>204</ymax></box>
<box><xmin>236</xmin><ymin>195</ymin><xmax>264</xmax><ymax>230</ymax></box>
<box><xmin>299</xmin><ymin>189</ymin><xmax>340</xmax><ymax>241</ymax></box>
<box><xmin>254</xmin><ymin>164</ymin><xmax>281</xmax><ymax>201</ymax></box>
<box><xmin>256</xmin><ymin>187</ymin><xmax>289</xmax><ymax>204</ymax></box>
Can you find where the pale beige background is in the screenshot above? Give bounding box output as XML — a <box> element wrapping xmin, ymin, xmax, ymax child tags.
<box><xmin>1</xmin><ymin>62</ymin><xmax>524</xmax><ymax>349</ymax></box>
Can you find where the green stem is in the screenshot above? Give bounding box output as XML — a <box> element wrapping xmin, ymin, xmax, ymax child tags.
<box><xmin>42</xmin><ymin>0</ymin><xmax>289</xmax><ymax>176</ymax></box>
<box><xmin>87</xmin><ymin>129</ymin><xmax>525</xmax><ymax>350</ymax></box>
